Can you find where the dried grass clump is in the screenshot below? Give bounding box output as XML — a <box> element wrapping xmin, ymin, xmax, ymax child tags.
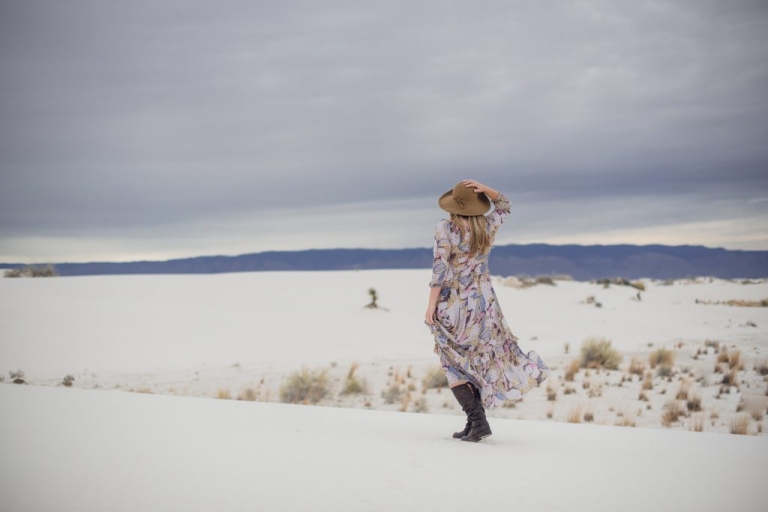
<box><xmin>279</xmin><ymin>368</ymin><xmax>330</xmax><ymax>404</ymax></box>
<box><xmin>9</xmin><ymin>369</ymin><xmax>26</xmax><ymax>384</ymax></box>
<box><xmin>615</xmin><ymin>415</ymin><xmax>636</xmax><ymax>427</ymax></box>
<box><xmin>676</xmin><ymin>380</ymin><xmax>690</xmax><ymax>401</ymax></box>
<box><xmin>567</xmin><ymin>404</ymin><xmax>583</xmax><ymax>423</ymax></box>
<box><xmin>341</xmin><ymin>362</ymin><xmax>368</xmax><ymax>395</ymax></box>
<box><xmin>546</xmin><ymin>386</ymin><xmax>557</xmax><ymax>401</ymax></box>
<box><xmin>656</xmin><ymin>364</ymin><xmax>673</xmax><ymax>378</ymax></box>
<box><xmin>642</xmin><ymin>373</ymin><xmax>654</xmax><ymax>390</ymax></box>
<box><xmin>4</xmin><ymin>264</ymin><xmax>58</xmax><ymax>278</ymax></box>
<box><xmin>237</xmin><ymin>387</ymin><xmax>257</xmax><ymax>401</ymax></box>
<box><xmin>630</xmin><ymin>281</ymin><xmax>645</xmax><ymax>291</ymax></box>
<box><xmin>580</xmin><ymin>337</ymin><xmax>622</xmax><ymax>370</ymax></box>
<box><xmin>382</xmin><ymin>384</ymin><xmax>404</xmax><ymax>404</ymax></box>
<box><xmin>730</xmin><ymin>414</ymin><xmax>751</xmax><ymax>435</ymax></box>
<box><xmin>638</xmin><ymin>391</ymin><xmax>649</xmax><ymax>402</ymax></box>
<box><xmin>628</xmin><ymin>357</ymin><xmax>645</xmax><ymax>376</ymax></box>
<box><xmin>62</xmin><ymin>374</ymin><xmax>75</xmax><ymax>387</ymax></box>
<box><xmin>690</xmin><ymin>413</ymin><xmax>705</xmax><ymax>432</ymax></box>
<box><xmin>686</xmin><ymin>392</ymin><xmax>702</xmax><ymax>412</ymax></box>
<box><xmin>423</xmin><ymin>367</ymin><xmax>448</xmax><ymax>389</ymax></box>
<box><xmin>722</xmin><ymin>368</ymin><xmax>740</xmax><ymax>387</ymax></box>
<box><xmin>649</xmin><ymin>348</ymin><xmax>675</xmax><ymax>369</ymax></box>
<box><xmin>217</xmin><ymin>388</ymin><xmax>232</xmax><ymax>399</ymax></box>
<box><xmin>661</xmin><ymin>400</ymin><xmax>685</xmax><ymax>427</ymax></box>
<box><xmin>728</xmin><ymin>350</ymin><xmax>742</xmax><ymax>370</ymax></box>
<box><xmin>755</xmin><ymin>358</ymin><xmax>768</xmax><ymax>376</ymax></box>
<box><xmin>565</xmin><ymin>359</ymin><xmax>580</xmax><ymax>381</ymax></box>
<box><xmin>412</xmin><ymin>397</ymin><xmax>428</xmax><ymax>413</ymax></box>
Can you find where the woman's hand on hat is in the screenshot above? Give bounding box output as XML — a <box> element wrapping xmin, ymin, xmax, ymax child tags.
<box><xmin>462</xmin><ymin>179</ymin><xmax>488</xmax><ymax>194</ymax></box>
<box><xmin>462</xmin><ymin>180</ymin><xmax>499</xmax><ymax>201</ymax></box>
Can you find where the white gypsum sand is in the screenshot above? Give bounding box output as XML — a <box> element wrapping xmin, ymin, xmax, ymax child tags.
<box><xmin>1</xmin><ymin>384</ymin><xmax>766</xmax><ymax>512</ymax></box>
<box><xmin>0</xmin><ymin>270</ymin><xmax>766</xmax><ymax>435</ymax></box>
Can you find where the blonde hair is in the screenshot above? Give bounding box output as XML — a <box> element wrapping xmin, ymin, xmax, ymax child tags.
<box><xmin>450</xmin><ymin>213</ymin><xmax>492</xmax><ymax>256</ymax></box>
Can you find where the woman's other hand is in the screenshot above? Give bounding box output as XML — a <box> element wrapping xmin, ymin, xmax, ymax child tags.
<box><xmin>425</xmin><ymin>303</ymin><xmax>437</xmax><ymax>324</ymax></box>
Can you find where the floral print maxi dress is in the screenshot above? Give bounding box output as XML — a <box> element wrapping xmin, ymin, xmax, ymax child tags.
<box><xmin>426</xmin><ymin>193</ymin><xmax>549</xmax><ymax>410</ymax></box>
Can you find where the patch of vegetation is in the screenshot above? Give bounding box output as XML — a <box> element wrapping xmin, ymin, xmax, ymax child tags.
<box><xmin>580</xmin><ymin>337</ymin><xmax>622</xmax><ymax>370</ymax></box>
<box><xmin>9</xmin><ymin>369</ymin><xmax>25</xmax><ymax>384</ymax></box>
<box><xmin>730</xmin><ymin>413</ymin><xmax>751</xmax><ymax>435</ymax></box>
<box><xmin>382</xmin><ymin>384</ymin><xmax>404</xmax><ymax>404</ymax></box>
<box><xmin>279</xmin><ymin>368</ymin><xmax>330</xmax><ymax>404</ymax></box>
<box><xmin>423</xmin><ymin>366</ymin><xmax>448</xmax><ymax>389</ymax></box>
<box><xmin>62</xmin><ymin>374</ymin><xmax>75</xmax><ymax>387</ymax></box>
<box><xmin>341</xmin><ymin>362</ymin><xmax>368</xmax><ymax>395</ymax></box>
<box><xmin>649</xmin><ymin>348</ymin><xmax>675</xmax><ymax>369</ymax></box>
<box><xmin>4</xmin><ymin>265</ymin><xmax>58</xmax><ymax>278</ymax></box>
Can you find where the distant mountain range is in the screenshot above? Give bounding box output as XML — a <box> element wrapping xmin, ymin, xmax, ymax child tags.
<box><xmin>3</xmin><ymin>244</ymin><xmax>767</xmax><ymax>280</ymax></box>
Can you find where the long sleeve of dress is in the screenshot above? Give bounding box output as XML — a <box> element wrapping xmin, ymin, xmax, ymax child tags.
<box><xmin>487</xmin><ymin>193</ymin><xmax>511</xmax><ymax>237</ymax></box>
<box><xmin>428</xmin><ymin>220</ymin><xmax>452</xmax><ymax>288</ymax></box>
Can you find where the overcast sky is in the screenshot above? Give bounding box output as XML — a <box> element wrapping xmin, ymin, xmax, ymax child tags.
<box><xmin>1</xmin><ymin>0</ymin><xmax>767</xmax><ymax>263</ymax></box>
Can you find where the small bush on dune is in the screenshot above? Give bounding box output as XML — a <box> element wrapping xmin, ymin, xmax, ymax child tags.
<box><xmin>580</xmin><ymin>338</ymin><xmax>622</xmax><ymax>370</ymax></box>
<box><xmin>238</xmin><ymin>387</ymin><xmax>257</xmax><ymax>401</ymax></box>
<box><xmin>565</xmin><ymin>359</ymin><xmax>580</xmax><ymax>381</ymax></box>
<box><xmin>4</xmin><ymin>264</ymin><xmax>58</xmax><ymax>278</ymax></box>
<box><xmin>728</xmin><ymin>350</ymin><xmax>742</xmax><ymax>370</ymax></box>
<box><xmin>661</xmin><ymin>400</ymin><xmax>685</xmax><ymax>427</ymax></box>
<box><xmin>686</xmin><ymin>392</ymin><xmax>702</xmax><ymax>412</ymax></box>
<box><xmin>649</xmin><ymin>348</ymin><xmax>675</xmax><ymax>369</ymax></box>
<box><xmin>567</xmin><ymin>404</ymin><xmax>583</xmax><ymax>423</ymax></box>
<box><xmin>690</xmin><ymin>413</ymin><xmax>705</xmax><ymax>432</ymax></box>
<box><xmin>341</xmin><ymin>362</ymin><xmax>368</xmax><ymax>395</ymax></box>
<box><xmin>280</xmin><ymin>368</ymin><xmax>330</xmax><ymax>404</ymax></box>
<box><xmin>9</xmin><ymin>369</ymin><xmax>25</xmax><ymax>384</ymax></box>
<box><xmin>423</xmin><ymin>367</ymin><xmax>448</xmax><ymax>389</ymax></box>
<box><xmin>382</xmin><ymin>384</ymin><xmax>404</xmax><ymax>404</ymax></box>
<box><xmin>730</xmin><ymin>414</ymin><xmax>751</xmax><ymax>435</ymax></box>
<box><xmin>755</xmin><ymin>358</ymin><xmax>768</xmax><ymax>376</ymax></box>
<box><xmin>628</xmin><ymin>357</ymin><xmax>645</xmax><ymax>376</ymax></box>
<box><xmin>62</xmin><ymin>374</ymin><xmax>75</xmax><ymax>387</ymax></box>
<box><xmin>217</xmin><ymin>388</ymin><xmax>232</xmax><ymax>400</ymax></box>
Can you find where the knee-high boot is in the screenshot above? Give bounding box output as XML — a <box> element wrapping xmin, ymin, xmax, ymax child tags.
<box><xmin>450</xmin><ymin>383</ymin><xmax>492</xmax><ymax>442</ymax></box>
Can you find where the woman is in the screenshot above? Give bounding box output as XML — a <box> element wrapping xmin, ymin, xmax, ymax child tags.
<box><xmin>425</xmin><ymin>180</ymin><xmax>549</xmax><ymax>442</ymax></box>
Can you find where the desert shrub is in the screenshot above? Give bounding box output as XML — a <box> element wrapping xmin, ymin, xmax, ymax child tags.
<box><xmin>661</xmin><ymin>400</ymin><xmax>684</xmax><ymax>427</ymax></box>
<box><xmin>630</xmin><ymin>281</ymin><xmax>645</xmax><ymax>291</ymax></box>
<box><xmin>280</xmin><ymin>368</ymin><xmax>330</xmax><ymax>404</ymax></box>
<box><xmin>675</xmin><ymin>380</ymin><xmax>690</xmax><ymax>401</ymax></box>
<box><xmin>412</xmin><ymin>397</ymin><xmax>428</xmax><ymax>413</ymax></box>
<box><xmin>580</xmin><ymin>337</ymin><xmax>622</xmax><ymax>370</ymax></box>
<box><xmin>642</xmin><ymin>374</ymin><xmax>654</xmax><ymax>390</ymax></box>
<box><xmin>583</xmin><ymin>409</ymin><xmax>594</xmax><ymax>422</ymax></box>
<box><xmin>686</xmin><ymin>392</ymin><xmax>702</xmax><ymax>412</ymax></box>
<box><xmin>657</xmin><ymin>364</ymin><xmax>673</xmax><ymax>378</ymax></box>
<box><xmin>755</xmin><ymin>358</ymin><xmax>768</xmax><ymax>376</ymax></box>
<box><xmin>638</xmin><ymin>391</ymin><xmax>649</xmax><ymax>401</ymax></box>
<box><xmin>690</xmin><ymin>413</ymin><xmax>705</xmax><ymax>432</ymax></box>
<box><xmin>423</xmin><ymin>366</ymin><xmax>448</xmax><ymax>389</ymax></box>
<box><xmin>341</xmin><ymin>362</ymin><xmax>368</xmax><ymax>395</ymax></box>
<box><xmin>704</xmin><ymin>339</ymin><xmax>720</xmax><ymax>352</ymax></box>
<box><xmin>628</xmin><ymin>357</ymin><xmax>645</xmax><ymax>376</ymax></box>
<box><xmin>238</xmin><ymin>387</ymin><xmax>257</xmax><ymax>401</ymax></box>
<box><xmin>564</xmin><ymin>359</ymin><xmax>580</xmax><ymax>381</ymax></box>
<box><xmin>4</xmin><ymin>264</ymin><xmax>58</xmax><ymax>278</ymax></box>
<box><xmin>382</xmin><ymin>384</ymin><xmax>403</xmax><ymax>404</ymax></box>
<box><xmin>722</xmin><ymin>368</ymin><xmax>739</xmax><ymax>387</ymax></box>
<box><xmin>217</xmin><ymin>388</ymin><xmax>232</xmax><ymax>399</ymax></box>
<box><xmin>564</xmin><ymin>386</ymin><xmax>575</xmax><ymax>395</ymax></box>
<box><xmin>534</xmin><ymin>276</ymin><xmax>556</xmax><ymax>285</ymax></box>
<box><xmin>615</xmin><ymin>415</ymin><xmax>636</xmax><ymax>427</ymax></box>
<box><xmin>649</xmin><ymin>348</ymin><xmax>675</xmax><ymax>369</ymax></box>
<box><xmin>567</xmin><ymin>404</ymin><xmax>582</xmax><ymax>423</ymax></box>
<box><xmin>546</xmin><ymin>385</ymin><xmax>557</xmax><ymax>401</ymax></box>
<box><xmin>730</xmin><ymin>414</ymin><xmax>751</xmax><ymax>435</ymax></box>
<box><xmin>62</xmin><ymin>374</ymin><xmax>75</xmax><ymax>387</ymax></box>
<box><xmin>728</xmin><ymin>350</ymin><xmax>742</xmax><ymax>370</ymax></box>
<box><xmin>9</xmin><ymin>369</ymin><xmax>25</xmax><ymax>384</ymax></box>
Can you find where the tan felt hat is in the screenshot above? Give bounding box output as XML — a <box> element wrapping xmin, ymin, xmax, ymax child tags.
<box><xmin>438</xmin><ymin>182</ymin><xmax>491</xmax><ymax>216</ymax></box>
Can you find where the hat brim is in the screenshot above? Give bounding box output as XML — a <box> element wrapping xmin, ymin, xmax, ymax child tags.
<box><xmin>438</xmin><ymin>189</ymin><xmax>491</xmax><ymax>216</ymax></box>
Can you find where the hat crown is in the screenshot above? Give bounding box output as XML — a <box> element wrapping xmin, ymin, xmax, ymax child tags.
<box><xmin>438</xmin><ymin>181</ymin><xmax>491</xmax><ymax>216</ymax></box>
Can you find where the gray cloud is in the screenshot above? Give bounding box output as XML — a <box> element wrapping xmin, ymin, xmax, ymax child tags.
<box><xmin>1</xmin><ymin>0</ymin><xmax>767</xmax><ymax>260</ymax></box>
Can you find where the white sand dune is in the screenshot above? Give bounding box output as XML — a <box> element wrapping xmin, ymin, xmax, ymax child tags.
<box><xmin>1</xmin><ymin>384</ymin><xmax>766</xmax><ymax>512</ymax></box>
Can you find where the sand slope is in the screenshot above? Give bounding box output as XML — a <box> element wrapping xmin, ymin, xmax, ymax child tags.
<box><xmin>1</xmin><ymin>384</ymin><xmax>766</xmax><ymax>512</ymax></box>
